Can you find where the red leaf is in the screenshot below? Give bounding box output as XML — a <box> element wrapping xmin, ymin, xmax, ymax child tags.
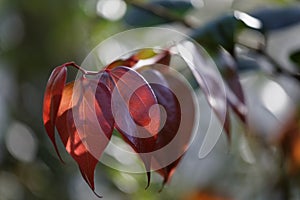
<box><xmin>43</xmin><ymin>65</ymin><xmax>67</xmax><ymax>162</ymax></box>
<box><xmin>217</xmin><ymin>49</ymin><xmax>247</xmax><ymax>123</ymax></box>
<box><xmin>105</xmin><ymin>55</ymin><xmax>138</xmax><ymax>70</ymax></box>
<box><xmin>100</xmin><ymin>66</ymin><xmax>160</xmax><ymax>187</ymax></box>
<box><xmin>178</xmin><ymin>42</ymin><xmax>230</xmax><ymax>136</ymax></box>
<box><xmin>104</xmin><ymin>49</ymin><xmax>170</xmax><ymax>70</ymax></box>
<box><xmin>156</xmin><ymin>50</ymin><xmax>171</xmax><ymax>66</ymax></box>
<box><xmin>140</xmin><ymin>67</ymin><xmax>196</xmax><ymax>189</ymax></box>
<box><xmin>55</xmin><ymin>79</ymin><xmax>114</xmax><ymax>197</ymax></box>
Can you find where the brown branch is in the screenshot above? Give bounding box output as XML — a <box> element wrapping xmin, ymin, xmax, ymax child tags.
<box><xmin>237</xmin><ymin>42</ymin><xmax>300</xmax><ymax>82</ymax></box>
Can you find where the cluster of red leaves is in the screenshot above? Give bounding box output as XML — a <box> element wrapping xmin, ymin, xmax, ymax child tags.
<box><xmin>43</xmin><ymin>46</ymin><xmax>247</xmax><ymax>197</ymax></box>
<box><xmin>43</xmin><ymin>49</ymin><xmax>194</xmax><ymax>197</ymax></box>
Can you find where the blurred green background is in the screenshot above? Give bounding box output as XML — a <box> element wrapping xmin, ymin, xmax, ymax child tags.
<box><xmin>0</xmin><ymin>0</ymin><xmax>300</xmax><ymax>199</ymax></box>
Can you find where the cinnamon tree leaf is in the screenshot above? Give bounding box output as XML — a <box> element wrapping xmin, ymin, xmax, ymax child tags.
<box><xmin>43</xmin><ymin>65</ymin><xmax>67</xmax><ymax>162</ymax></box>
<box><xmin>140</xmin><ymin>66</ymin><xmax>195</xmax><ymax>189</ymax></box>
<box><xmin>135</xmin><ymin>48</ymin><xmax>158</xmax><ymax>60</ymax></box>
<box><xmin>100</xmin><ymin>66</ymin><xmax>160</xmax><ymax>187</ymax></box>
<box><xmin>178</xmin><ymin>42</ymin><xmax>230</xmax><ymax>135</ymax></box>
<box><xmin>105</xmin><ymin>55</ymin><xmax>138</xmax><ymax>70</ymax></box>
<box><xmin>124</xmin><ymin>0</ymin><xmax>193</xmax><ymax>27</ymax></box>
<box><xmin>105</xmin><ymin>49</ymin><xmax>170</xmax><ymax>70</ymax></box>
<box><xmin>55</xmin><ymin>79</ymin><xmax>114</xmax><ymax>197</ymax></box>
<box><xmin>215</xmin><ymin>48</ymin><xmax>247</xmax><ymax>123</ymax></box>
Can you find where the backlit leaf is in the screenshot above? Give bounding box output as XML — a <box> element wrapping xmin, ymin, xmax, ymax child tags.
<box><xmin>178</xmin><ymin>42</ymin><xmax>230</xmax><ymax>135</ymax></box>
<box><xmin>140</xmin><ymin>66</ymin><xmax>195</xmax><ymax>189</ymax></box>
<box><xmin>216</xmin><ymin>48</ymin><xmax>247</xmax><ymax>123</ymax></box>
<box><xmin>100</xmin><ymin>66</ymin><xmax>160</xmax><ymax>187</ymax></box>
<box><xmin>55</xmin><ymin>78</ymin><xmax>114</xmax><ymax>197</ymax></box>
<box><xmin>43</xmin><ymin>65</ymin><xmax>67</xmax><ymax>162</ymax></box>
<box><xmin>105</xmin><ymin>49</ymin><xmax>170</xmax><ymax>70</ymax></box>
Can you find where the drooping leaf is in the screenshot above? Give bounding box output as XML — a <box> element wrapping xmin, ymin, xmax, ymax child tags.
<box><xmin>215</xmin><ymin>48</ymin><xmax>247</xmax><ymax>123</ymax></box>
<box><xmin>55</xmin><ymin>79</ymin><xmax>114</xmax><ymax>197</ymax></box>
<box><xmin>178</xmin><ymin>41</ymin><xmax>230</xmax><ymax>135</ymax></box>
<box><xmin>124</xmin><ymin>0</ymin><xmax>193</xmax><ymax>27</ymax></box>
<box><xmin>140</xmin><ymin>66</ymin><xmax>195</xmax><ymax>189</ymax></box>
<box><xmin>100</xmin><ymin>66</ymin><xmax>160</xmax><ymax>187</ymax></box>
<box><xmin>251</xmin><ymin>7</ymin><xmax>300</xmax><ymax>32</ymax></box>
<box><xmin>43</xmin><ymin>65</ymin><xmax>67</xmax><ymax>162</ymax></box>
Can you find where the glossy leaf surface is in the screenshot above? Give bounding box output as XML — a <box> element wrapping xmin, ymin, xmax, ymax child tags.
<box><xmin>100</xmin><ymin>66</ymin><xmax>160</xmax><ymax>187</ymax></box>
<box><xmin>43</xmin><ymin>65</ymin><xmax>67</xmax><ymax>161</ymax></box>
<box><xmin>140</xmin><ymin>66</ymin><xmax>195</xmax><ymax>188</ymax></box>
<box><xmin>55</xmin><ymin>79</ymin><xmax>114</xmax><ymax>197</ymax></box>
<box><xmin>216</xmin><ymin>49</ymin><xmax>247</xmax><ymax>123</ymax></box>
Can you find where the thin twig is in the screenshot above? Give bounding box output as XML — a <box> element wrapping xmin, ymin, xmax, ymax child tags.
<box><xmin>62</xmin><ymin>61</ymin><xmax>100</xmax><ymax>75</ymax></box>
<box><xmin>237</xmin><ymin>42</ymin><xmax>300</xmax><ymax>82</ymax></box>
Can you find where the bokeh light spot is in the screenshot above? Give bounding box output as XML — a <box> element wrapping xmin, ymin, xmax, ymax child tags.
<box><xmin>5</xmin><ymin>121</ymin><xmax>37</xmax><ymax>163</ymax></box>
<box><xmin>96</xmin><ymin>0</ymin><xmax>127</xmax><ymax>21</ymax></box>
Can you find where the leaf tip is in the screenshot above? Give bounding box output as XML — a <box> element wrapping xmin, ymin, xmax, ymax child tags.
<box><xmin>145</xmin><ymin>171</ymin><xmax>151</xmax><ymax>190</ymax></box>
<box><xmin>92</xmin><ymin>190</ymin><xmax>103</xmax><ymax>198</ymax></box>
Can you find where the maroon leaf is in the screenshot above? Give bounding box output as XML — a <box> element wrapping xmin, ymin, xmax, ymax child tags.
<box><xmin>43</xmin><ymin>65</ymin><xmax>67</xmax><ymax>162</ymax></box>
<box><xmin>217</xmin><ymin>49</ymin><xmax>247</xmax><ymax>123</ymax></box>
<box><xmin>55</xmin><ymin>78</ymin><xmax>114</xmax><ymax>197</ymax></box>
<box><xmin>140</xmin><ymin>66</ymin><xmax>195</xmax><ymax>189</ymax></box>
<box><xmin>105</xmin><ymin>55</ymin><xmax>139</xmax><ymax>70</ymax></box>
<box><xmin>100</xmin><ymin>66</ymin><xmax>160</xmax><ymax>187</ymax></box>
<box><xmin>104</xmin><ymin>49</ymin><xmax>170</xmax><ymax>70</ymax></box>
<box><xmin>156</xmin><ymin>50</ymin><xmax>171</xmax><ymax>66</ymax></box>
<box><xmin>178</xmin><ymin>42</ymin><xmax>230</xmax><ymax>136</ymax></box>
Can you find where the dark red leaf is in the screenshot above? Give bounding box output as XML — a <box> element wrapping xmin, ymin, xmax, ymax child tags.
<box><xmin>100</xmin><ymin>66</ymin><xmax>160</xmax><ymax>187</ymax></box>
<box><xmin>105</xmin><ymin>56</ymin><xmax>139</xmax><ymax>70</ymax></box>
<box><xmin>217</xmin><ymin>49</ymin><xmax>247</xmax><ymax>123</ymax></box>
<box><xmin>156</xmin><ymin>51</ymin><xmax>171</xmax><ymax>66</ymax></box>
<box><xmin>178</xmin><ymin>42</ymin><xmax>230</xmax><ymax>136</ymax></box>
<box><xmin>140</xmin><ymin>66</ymin><xmax>195</xmax><ymax>189</ymax></box>
<box><xmin>55</xmin><ymin>78</ymin><xmax>114</xmax><ymax>197</ymax></box>
<box><xmin>104</xmin><ymin>49</ymin><xmax>170</xmax><ymax>70</ymax></box>
<box><xmin>43</xmin><ymin>65</ymin><xmax>67</xmax><ymax>162</ymax></box>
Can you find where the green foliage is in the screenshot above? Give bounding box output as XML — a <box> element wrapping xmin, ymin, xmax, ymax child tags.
<box><xmin>290</xmin><ymin>51</ymin><xmax>300</xmax><ymax>69</ymax></box>
<box><xmin>251</xmin><ymin>7</ymin><xmax>300</xmax><ymax>32</ymax></box>
<box><xmin>124</xmin><ymin>0</ymin><xmax>193</xmax><ymax>27</ymax></box>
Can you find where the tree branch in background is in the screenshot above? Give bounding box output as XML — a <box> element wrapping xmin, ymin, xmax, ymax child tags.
<box><xmin>124</xmin><ymin>0</ymin><xmax>195</xmax><ymax>28</ymax></box>
<box><xmin>238</xmin><ymin>42</ymin><xmax>300</xmax><ymax>82</ymax></box>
